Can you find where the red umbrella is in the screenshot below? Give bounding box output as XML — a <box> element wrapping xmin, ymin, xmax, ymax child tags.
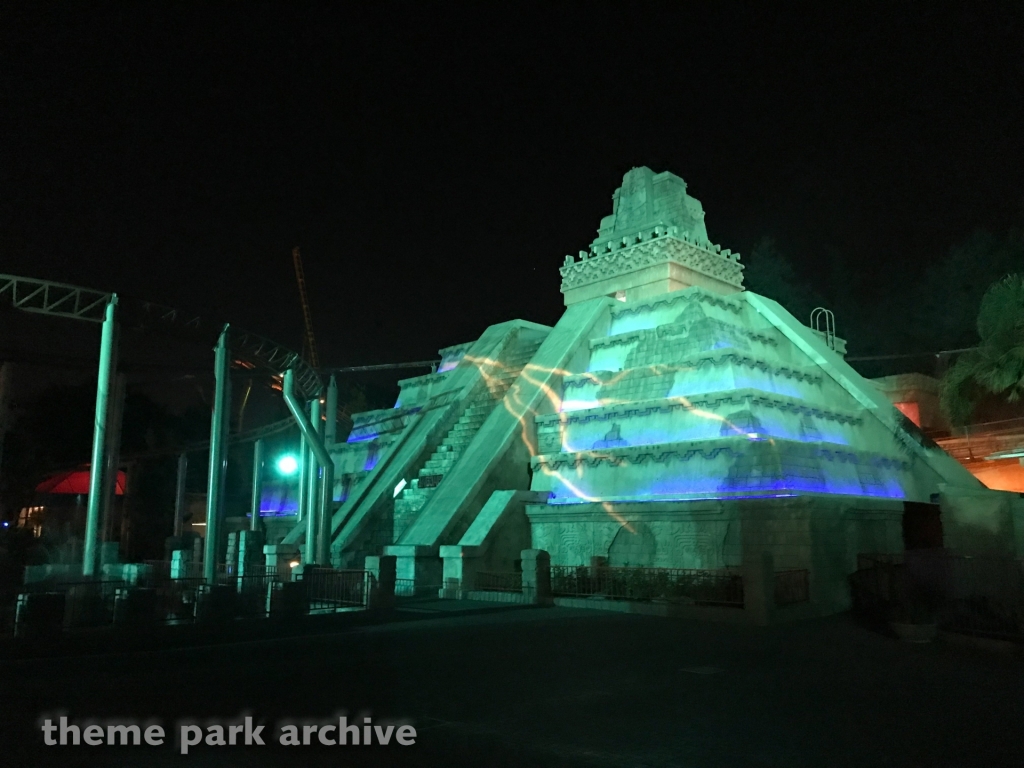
<box><xmin>36</xmin><ymin>468</ymin><xmax>126</xmax><ymax>496</ymax></box>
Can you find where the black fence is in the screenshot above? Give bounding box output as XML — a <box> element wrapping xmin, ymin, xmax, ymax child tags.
<box><xmin>550</xmin><ymin>565</ymin><xmax>745</xmax><ymax>607</ymax></box>
<box><xmin>474</xmin><ymin>571</ymin><xmax>523</xmax><ymax>593</ymax></box>
<box><xmin>303</xmin><ymin>568</ymin><xmax>368</xmax><ymax>611</ymax></box>
<box><xmin>851</xmin><ymin>550</ymin><xmax>1024</xmax><ymax>641</ymax></box>
<box><xmin>3</xmin><ymin>565</ymin><xmax>288</xmax><ymax>635</ymax></box>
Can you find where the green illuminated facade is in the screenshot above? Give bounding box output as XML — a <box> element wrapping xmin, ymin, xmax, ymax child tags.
<box><xmin>278</xmin><ymin>167</ymin><xmax>1023</xmax><ymax>614</ymax></box>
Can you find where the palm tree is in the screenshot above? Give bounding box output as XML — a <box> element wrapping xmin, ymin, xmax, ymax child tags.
<box><xmin>940</xmin><ymin>274</ymin><xmax>1024</xmax><ymax>426</ymax></box>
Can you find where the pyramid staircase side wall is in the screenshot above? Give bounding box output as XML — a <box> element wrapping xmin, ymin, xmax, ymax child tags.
<box><xmin>392</xmin><ymin>296</ymin><xmax>615</xmax><ymax>552</ymax></box>
<box><xmin>324</xmin><ymin>319</ymin><xmax>551</xmax><ymax>566</ymax></box>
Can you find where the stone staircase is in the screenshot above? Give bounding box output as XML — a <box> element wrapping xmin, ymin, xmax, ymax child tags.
<box><xmin>391</xmin><ymin>338</ymin><xmax>543</xmax><ymax>541</ymax></box>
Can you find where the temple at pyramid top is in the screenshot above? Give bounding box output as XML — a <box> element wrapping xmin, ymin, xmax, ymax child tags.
<box><xmin>560</xmin><ymin>166</ymin><xmax>745</xmax><ymax>306</ymax></box>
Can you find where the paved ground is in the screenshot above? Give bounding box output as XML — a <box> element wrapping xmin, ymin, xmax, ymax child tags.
<box><xmin>2</xmin><ymin>602</ymin><xmax>1023</xmax><ymax>767</ymax></box>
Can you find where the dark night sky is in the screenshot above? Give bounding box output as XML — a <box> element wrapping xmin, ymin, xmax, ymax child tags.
<box><xmin>3</xmin><ymin>3</ymin><xmax>1023</xmax><ymax>370</ymax></box>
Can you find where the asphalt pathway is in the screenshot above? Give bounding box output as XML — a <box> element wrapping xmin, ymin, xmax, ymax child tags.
<box><xmin>2</xmin><ymin>604</ymin><xmax>1022</xmax><ymax>767</ymax></box>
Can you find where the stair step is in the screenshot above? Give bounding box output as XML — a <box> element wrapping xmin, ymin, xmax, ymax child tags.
<box><xmin>422</xmin><ymin>459</ymin><xmax>456</xmax><ymax>473</ymax></box>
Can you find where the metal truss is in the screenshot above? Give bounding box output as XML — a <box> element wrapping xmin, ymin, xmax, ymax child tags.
<box><xmin>0</xmin><ymin>274</ymin><xmax>321</xmax><ymax>399</ymax></box>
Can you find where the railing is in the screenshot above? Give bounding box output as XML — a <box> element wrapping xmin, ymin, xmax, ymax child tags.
<box><xmin>303</xmin><ymin>568</ymin><xmax>367</xmax><ymax>611</ymax></box>
<box><xmin>851</xmin><ymin>550</ymin><xmax>1024</xmax><ymax>642</ymax></box>
<box><xmin>152</xmin><ymin>576</ymin><xmax>207</xmax><ymax>624</ymax></box>
<box><xmin>2</xmin><ymin>565</ymin><xmax>288</xmax><ymax>634</ymax></box>
<box><xmin>59</xmin><ymin>580</ymin><xmax>127</xmax><ymax>628</ymax></box>
<box><xmin>474</xmin><ymin>571</ymin><xmax>523</xmax><ymax>593</ymax></box>
<box><xmin>550</xmin><ymin>565</ymin><xmax>744</xmax><ymax>607</ymax></box>
<box><xmin>935</xmin><ymin>417</ymin><xmax>1024</xmax><ymax>462</ymax></box>
<box><xmin>232</xmin><ymin>569</ymin><xmax>279</xmax><ymax>618</ymax></box>
<box><xmin>774</xmin><ymin>569</ymin><xmax>810</xmax><ymax>606</ymax></box>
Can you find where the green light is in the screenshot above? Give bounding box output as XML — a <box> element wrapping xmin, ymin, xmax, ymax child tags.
<box><xmin>276</xmin><ymin>454</ymin><xmax>299</xmax><ymax>476</ymax></box>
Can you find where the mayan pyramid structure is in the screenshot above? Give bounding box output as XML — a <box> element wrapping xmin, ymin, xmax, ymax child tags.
<box><xmin>281</xmin><ymin>166</ymin><xmax>1016</xmax><ymax>613</ymax></box>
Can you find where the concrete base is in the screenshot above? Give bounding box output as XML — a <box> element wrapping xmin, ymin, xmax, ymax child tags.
<box><xmin>384</xmin><ymin>545</ymin><xmax>442</xmax><ymax>591</ymax></box>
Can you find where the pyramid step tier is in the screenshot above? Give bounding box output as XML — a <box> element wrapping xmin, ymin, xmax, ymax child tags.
<box><xmin>538</xmin><ymin>388</ymin><xmax>866</xmax><ymax>454</ymax></box>
<box><xmin>560</xmin><ymin>352</ymin><xmax>847</xmax><ymax>411</ymax></box>
<box><xmin>531</xmin><ymin>437</ymin><xmax>911</xmax><ymax>504</ymax></box>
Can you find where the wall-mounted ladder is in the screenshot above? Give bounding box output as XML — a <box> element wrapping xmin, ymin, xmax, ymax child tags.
<box><xmin>810</xmin><ymin>307</ymin><xmax>836</xmax><ymax>351</ymax></box>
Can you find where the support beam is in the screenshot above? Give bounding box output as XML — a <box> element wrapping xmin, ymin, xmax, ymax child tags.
<box><xmin>250</xmin><ymin>438</ymin><xmax>264</xmax><ymax>532</ymax></box>
<box><xmin>296</xmin><ymin>435</ymin><xmax>308</xmax><ymax>522</ymax></box>
<box><xmin>203</xmin><ymin>325</ymin><xmax>232</xmax><ymax>583</ymax></box>
<box><xmin>173</xmin><ymin>454</ymin><xmax>187</xmax><ymax>537</ymax></box>
<box><xmin>325</xmin><ymin>374</ymin><xmax>338</xmax><ymax>446</ymax></box>
<box><xmin>304</xmin><ymin>397</ymin><xmax>322</xmax><ymax>565</ymax></box>
<box><xmin>316</xmin><ymin>398</ymin><xmax>332</xmax><ymax>566</ymax></box>
<box><xmin>83</xmin><ymin>296</ymin><xmax>119</xmax><ymax>577</ymax></box>
<box><xmin>100</xmin><ymin>372</ymin><xmax>126</xmax><ymax>547</ymax></box>
<box><xmin>282</xmin><ymin>369</ymin><xmax>334</xmax><ymax>565</ymax></box>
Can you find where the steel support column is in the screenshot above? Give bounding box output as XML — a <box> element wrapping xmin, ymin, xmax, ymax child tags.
<box><xmin>203</xmin><ymin>325</ymin><xmax>232</xmax><ymax>582</ymax></box>
<box><xmin>100</xmin><ymin>372</ymin><xmax>126</xmax><ymax>548</ymax></box>
<box><xmin>296</xmin><ymin>434</ymin><xmax>308</xmax><ymax>522</ymax></box>
<box><xmin>83</xmin><ymin>296</ymin><xmax>119</xmax><ymax>577</ymax></box>
<box><xmin>304</xmin><ymin>397</ymin><xmax>322</xmax><ymax>564</ymax></box>
<box><xmin>173</xmin><ymin>453</ymin><xmax>187</xmax><ymax>537</ymax></box>
<box><xmin>325</xmin><ymin>374</ymin><xmax>338</xmax><ymax>446</ymax></box>
<box><xmin>250</xmin><ymin>438</ymin><xmax>264</xmax><ymax>531</ymax></box>
<box><xmin>320</xmin><ymin>377</ymin><xmax>337</xmax><ymax>565</ymax></box>
<box><xmin>282</xmin><ymin>370</ymin><xmax>334</xmax><ymax>566</ymax></box>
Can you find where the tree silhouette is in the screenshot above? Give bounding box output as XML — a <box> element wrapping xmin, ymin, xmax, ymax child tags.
<box><xmin>940</xmin><ymin>274</ymin><xmax>1024</xmax><ymax>426</ymax></box>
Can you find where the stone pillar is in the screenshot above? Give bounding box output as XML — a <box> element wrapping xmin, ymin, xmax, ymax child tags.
<box><xmin>171</xmin><ymin>548</ymin><xmax>193</xmax><ymax>579</ymax></box>
<box><xmin>742</xmin><ymin>551</ymin><xmax>776</xmax><ymax>626</ymax></box>
<box><xmin>226</xmin><ymin>531</ymin><xmax>239</xmax><ymax>577</ymax></box>
<box><xmin>521</xmin><ymin>549</ymin><xmax>552</xmax><ymax>605</ymax></box>
<box><xmin>439</xmin><ymin>545</ymin><xmax>482</xmax><ymax>598</ymax></box>
<box><xmin>365</xmin><ymin>555</ymin><xmax>396</xmax><ymax>612</ymax></box>
<box><xmin>384</xmin><ymin>544</ymin><xmax>441</xmax><ymax>594</ymax></box>
<box><xmin>237</xmin><ymin>530</ymin><xmax>265</xmax><ymax>578</ymax></box>
<box><xmin>118</xmin><ymin>563</ymin><xmax>152</xmax><ymax>585</ymax></box>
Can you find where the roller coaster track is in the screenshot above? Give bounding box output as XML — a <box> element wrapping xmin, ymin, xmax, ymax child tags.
<box><xmin>0</xmin><ymin>273</ymin><xmax>322</xmax><ymax>399</ymax></box>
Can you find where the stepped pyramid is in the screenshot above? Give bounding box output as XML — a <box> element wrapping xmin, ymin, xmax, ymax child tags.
<box><xmin>284</xmin><ymin>166</ymin><xmax>1020</xmax><ymax>614</ymax></box>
